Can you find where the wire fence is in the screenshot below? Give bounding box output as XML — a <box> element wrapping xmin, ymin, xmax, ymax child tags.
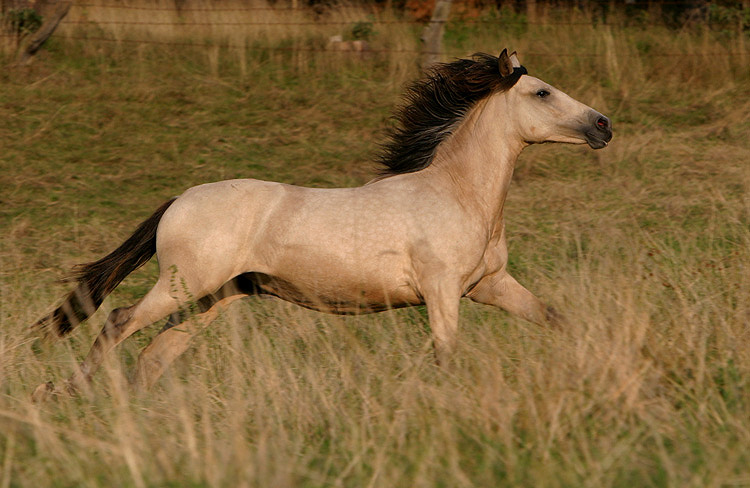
<box><xmin>28</xmin><ymin>34</ymin><xmax>742</xmax><ymax>60</ymax></box>
<box><xmin>2</xmin><ymin>1</ymin><xmax>748</xmax><ymax>60</ymax></box>
<box><xmin>56</xmin><ymin>18</ymin><xmax>740</xmax><ymax>27</ymax></box>
<box><xmin>61</xmin><ymin>0</ymin><xmax>750</xmax><ymax>11</ymax></box>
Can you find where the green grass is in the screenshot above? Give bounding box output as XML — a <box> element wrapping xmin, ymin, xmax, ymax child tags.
<box><xmin>1</xmin><ymin>5</ymin><xmax>750</xmax><ymax>487</ymax></box>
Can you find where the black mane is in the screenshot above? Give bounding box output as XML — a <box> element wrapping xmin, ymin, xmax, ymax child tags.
<box><xmin>377</xmin><ymin>53</ymin><xmax>527</xmax><ymax>177</ymax></box>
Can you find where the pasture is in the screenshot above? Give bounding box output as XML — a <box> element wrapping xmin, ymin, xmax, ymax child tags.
<box><xmin>1</xmin><ymin>2</ymin><xmax>749</xmax><ymax>486</ymax></box>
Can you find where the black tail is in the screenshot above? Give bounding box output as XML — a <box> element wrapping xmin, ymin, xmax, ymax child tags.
<box><xmin>34</xmin><ymin>198</ymin><xmax>177</xmax><ymax>337</ymax></box>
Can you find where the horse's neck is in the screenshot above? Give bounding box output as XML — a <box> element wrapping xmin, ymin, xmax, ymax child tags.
<box><xmin>424</xmin><ymin>97</ymin><xmax>524</xmax><ymax>225</ymax></box>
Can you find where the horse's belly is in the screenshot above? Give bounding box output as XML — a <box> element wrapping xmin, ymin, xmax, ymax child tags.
<box><xmin>257</xmin><ymin>253</ymin><xmax>421</xmax><ymax>313</ymax></box>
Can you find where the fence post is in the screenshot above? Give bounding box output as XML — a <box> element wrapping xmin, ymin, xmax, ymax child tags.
<box><xmin>420</xmin><ymin>0</ymin><xmax>452</xmax><ymax>70</ymax></box>
<box><xmin>526</xmin><ymin>0</ymin><xmax>537</xmax><ymax>24</ymax></box>
<box><xmin>18</xmin><ymin>0</ymin><xmax>70</xmax><ymax>64</ymax></box>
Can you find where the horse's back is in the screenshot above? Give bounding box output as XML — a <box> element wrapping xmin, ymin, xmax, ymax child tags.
<box><xmin>154</xmin><ymin>178</ymin><xmax>423</xmax><ymax>309</ymax></box>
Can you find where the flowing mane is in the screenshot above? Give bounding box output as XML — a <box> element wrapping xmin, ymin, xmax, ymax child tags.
<box><xmin>377</xmin><ymin>52</ymin><xmax>528</xmax><ymax>177</ymax></box>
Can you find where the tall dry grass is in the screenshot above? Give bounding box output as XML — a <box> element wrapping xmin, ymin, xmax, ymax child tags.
<box><xmin>1</xmin><ymin>2</ymin><xmax>749</xmax><ymax>486</ymax></box>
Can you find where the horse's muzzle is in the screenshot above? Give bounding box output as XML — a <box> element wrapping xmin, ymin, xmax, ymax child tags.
<box><xmin>584</xmin><ymin>113</ymin><xmax>612</xmax><ymax>149</ymax></box>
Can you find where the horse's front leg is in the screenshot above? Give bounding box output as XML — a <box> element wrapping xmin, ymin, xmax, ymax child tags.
<box><xmin>422</xmin><ymin>282</ymin><xmax>462</xmax><ymax>366</ymax></box>
<box><xmin>467</xmin><ymin>271</ymin><xmax>562</xmax><ymax>327</ymax></box>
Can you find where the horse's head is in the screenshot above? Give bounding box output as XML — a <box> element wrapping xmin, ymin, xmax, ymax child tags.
<box><xmin>499</xmin><ymin>50</ymin><xmax>612</xmax><ymax>149</ymax></box>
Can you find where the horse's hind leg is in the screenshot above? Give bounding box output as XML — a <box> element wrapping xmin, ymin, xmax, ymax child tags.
<box><xmin>70</xmin><ymin>279</ymin><xmax>183</xmax><ymax>391</ymax></box>
<box><xmin>134</xmin><ymin>278</ymin><xmax>250</xmax><ymax>391</ymax></box>
<box><xmin>32</xmin><ymin>279</ymin><xmax>181</xmax><ymax>401</ymax></box>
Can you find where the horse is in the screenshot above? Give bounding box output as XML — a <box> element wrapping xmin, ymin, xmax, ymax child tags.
<box><xmin>31</xmin><ymin>49</ymin><xmax>612</xmax><ymax>400</ymax></box>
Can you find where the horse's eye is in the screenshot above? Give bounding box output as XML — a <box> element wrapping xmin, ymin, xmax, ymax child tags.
<box><xmin>536</xmin><ymin>89</ymin><xmax>550</xmax><ymax>99</ymax></box>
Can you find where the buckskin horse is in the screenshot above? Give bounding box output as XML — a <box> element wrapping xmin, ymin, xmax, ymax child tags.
<box><xmin>32</xmin><ymin>49</ymin><xmax>612</xmax><ymax>400</ymax></box>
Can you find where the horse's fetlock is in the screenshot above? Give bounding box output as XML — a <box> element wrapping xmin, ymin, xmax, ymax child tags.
<box><xmin>31</xmin><ymin>381</ymin><xmax>56</xmax><ymax>403</ymax></box>
<box><xmin>545</xmin><ymin>305</ymin><xmax>566</xmax><ymax>329</ymax></box>
<box><xmin>31</xmin><ymin>380</ymin><xmax>81</xmax><ymax>402</ymax></box>
<box><xmin>433</xmin><ymin>337</ymin><xmax>457</xmax><ymax>367</ymax></box>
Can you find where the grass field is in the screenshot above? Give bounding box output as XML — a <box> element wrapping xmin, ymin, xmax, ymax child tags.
<box><xmin>1</xmin><ymin>2</ymin><xmax>750</xmax><ymax>486</ymax></box>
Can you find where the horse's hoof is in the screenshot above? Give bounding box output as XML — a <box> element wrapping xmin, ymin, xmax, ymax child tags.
<box><xmin>31</xmin><ymin>381</ymin><xmax>57</xmax><ymax>403</ymax></box>
<box><xmin>31</xmin><ymin>380</ymin><xmax>81</xmax><ymax>402</ymax></box>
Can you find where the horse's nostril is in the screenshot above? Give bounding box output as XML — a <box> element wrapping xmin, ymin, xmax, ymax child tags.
<box><xmin>596</xmin><ymin>117</ymin><xmax>610</xmax><ymax>130</ymax></box>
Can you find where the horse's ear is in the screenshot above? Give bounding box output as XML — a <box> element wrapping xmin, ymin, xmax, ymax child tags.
<box><xmin>509</xmin><ymin>51</ymin><xmax>521</xmax><ymax>68</ymax></box>
<box><xmin>498</xmin><ymin>49</ymin><xmax>514</xmax><ymax>77</ymax></box>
